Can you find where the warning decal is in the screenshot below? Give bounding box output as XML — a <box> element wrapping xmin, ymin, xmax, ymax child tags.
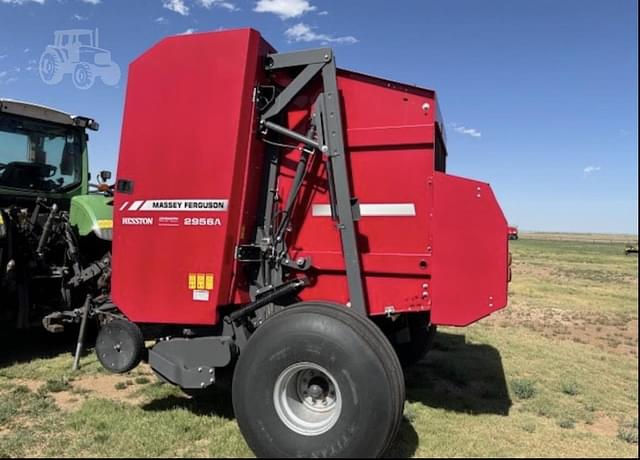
<box><xmin>187</xmin><ymin>272</ymin><xmax>215</xmax><ymax>302</ymax></box>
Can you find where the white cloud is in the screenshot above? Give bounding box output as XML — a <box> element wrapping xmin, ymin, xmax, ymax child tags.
<box><xmin>155</xmin><ymin>16</ymin><xmax>168</xmax><ymax>24</ymax></box>
<box><xmin>254</xmin><ymin>0</ymin><xmax>315</xmax><ymax>19</ymax></box>
<box><xmin>0</xmin><ymin>0</ymin><xmax>45</xmax><ymax>4</ymax></box>
<box><xmin>284</xmin><ymin>23</ymin><xmax>358</xmax><ymax>44</ymax></box>
<box><xmin>0</xmin><ymin>54</ymin><xmax>7</xmax><ymax>60</ymax></box>
<box><xmin>451</xmin><ymin>123</ymin><xmax>482</xmax><ymax>138</ymax></box>
<box><xmin>198</xmin><ymin>0</ymin><xmax>238</xmax><ymax>11</ymax></box>
<box><xmin>0</xmin><ymin>66</ymin><xmax>20</xmax><ymax>85</ymax></box>
<box><xmin>317</xmin><ymin>10</ymin><xmax>328</xmax><ymax>15</ymax></box>
<box><xmin>163</xmin><ymin>0</ymin><xmax>189</xmax><ymax>16</ymax></box>
<box><xmin>23</xmin><ymin>48</ymin><xmax>29</xmax><ymax>53</ymax></box>
<box><xmin>583</xmin><ymin>166</ymin><xmax>601</xmax><ymax>176</ymax></box>
<box><xmin>178</xmin><ymin>28</ymin><xmax>196</xmax><ymax>35</ymax></box>
<box><xmin>25</xmin><ymin>58</ymin><xmax>37</xmax><ymax>73</ymax></box>
<box><xmin>81</xmin><ymin>0</ymin><xmax>101</xmax><ymax>4</ymax></box>
<box><xmin>73</xmin><ymin>13</ymin><xmax>88</xmax><ymax>20</ymax></box>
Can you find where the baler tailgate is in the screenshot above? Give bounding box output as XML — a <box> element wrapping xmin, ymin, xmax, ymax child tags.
<box><xmin>430</xmin><ymin>172</ymin><xmax>508</xmax><ymax>326</ymax></box>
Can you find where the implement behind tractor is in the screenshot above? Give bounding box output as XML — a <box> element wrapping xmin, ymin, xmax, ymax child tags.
<box><xmin>94</xmin><ymin>29</ymin><xmax>510</xmax><ymax>457</ymax></box>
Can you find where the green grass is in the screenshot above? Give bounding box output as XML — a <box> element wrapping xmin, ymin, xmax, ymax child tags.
<box><xmin>0</xmin><ymin>235</ymin><xmax>638</xmax><ymax>457</ymax></box>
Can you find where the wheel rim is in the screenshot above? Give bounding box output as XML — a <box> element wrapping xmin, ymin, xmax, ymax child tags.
<box><xmin>39</xmin><ymin>54</ymin><xmax>57</xmax><ymax>81</ymax></box>
<box><xmin>273</xmin><ymin>362</ymin><xmax>342</xmax><ymax>436</ymax></box>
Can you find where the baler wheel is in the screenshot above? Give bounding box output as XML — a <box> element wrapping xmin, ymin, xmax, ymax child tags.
<box><xmin>95</xmin><ymin>319</ymin><xmax>145</xmax><ymax>374</ymax></box>
<box><xmin>232</xmin><ymin>302</ymin><xmax>405</xmax><ymax>458</ymax></box>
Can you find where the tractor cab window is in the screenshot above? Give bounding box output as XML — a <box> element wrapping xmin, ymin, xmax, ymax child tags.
<box><xmin>0</xmin><ymin>117</ymin><xmax>83</xmax><ymax>192</ymax></box>
<box><xmin>77</xmin><ymin>33</ymin><xmax>93</xmax><ymax>46</ymax></box>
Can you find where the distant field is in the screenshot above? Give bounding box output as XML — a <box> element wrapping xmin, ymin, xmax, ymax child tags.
<box><xmin>522</xmin><ymin>232</ymin><xmax>638</xmax><ymax>244</ymax></box>
<box><xmin>0</xmin><ymin>236</ymin><xmax>638</xmax><ymax>457</ymax></box>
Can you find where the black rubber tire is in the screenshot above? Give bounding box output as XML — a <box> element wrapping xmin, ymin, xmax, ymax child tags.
<box><xmin>72</xmin><ymin>62</ymin><xmax>95</xmax><ymax>90</ymax></box>
<box><xmin>38</xmin><ymin>50</ymin><xmax>63</xmax><ymax>85</ymax></box>
<box><xmin>95</xmin><ymin>319</ymin><xmax>145</xmax><ymax>374</ymax></box>
<box><xmin>232</xmin><ymin>302</ymin><xmax>405</xmax><ymax>458</ymax></box>
<box><xmin>393</xmin><ymin>313</ymin><xmax>437</xmax><ymax>368</ymax></box>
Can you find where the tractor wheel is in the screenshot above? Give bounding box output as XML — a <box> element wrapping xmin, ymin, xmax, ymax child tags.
<box><xmin>72</xmin><ymin>63</ymin><xmax>95</xmax><ymax>90</ymax></box>
<box><xmin>95</xmin><ymin>319</ymin><xmax>145</xmax><ymax>373</ymax></box>
<box><xmin>39</xmin><ymin>50</ymin><xmax>63</xmax><ymax>85</ymax></box>
<box><xmin>232</xmin><ymin>302</ymin><xmax>405</xmax><ymax>458</ymax></box>
<box><xmin>392</xmin><ymin>313</ymin><xmax>437</xmax><ymax>368</ymax></box>
<box><xmin>100</xmin><ymin>62</ymin><xmax>121</xmax><ymax>86</ymax></box>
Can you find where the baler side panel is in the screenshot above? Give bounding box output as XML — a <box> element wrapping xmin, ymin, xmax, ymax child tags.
<box><xmin>112</xmin><ymin>30</ymin><xmax>263</xmax><ymax>325</ymax></box>
<box><xmin>286</xmin><ymin>72</ymin><xmax>438</xmax><ymax>315</ymax></box>
<box><xmin>430</xmin><ymin>172</ymin><xmax>508</xmax><ymax>326</ymax></box>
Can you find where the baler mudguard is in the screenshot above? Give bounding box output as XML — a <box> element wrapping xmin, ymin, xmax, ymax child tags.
<box><xmin>430</xmin><ymin>173</ymin><xmax>508</xmax><ymax>326</ymax></box>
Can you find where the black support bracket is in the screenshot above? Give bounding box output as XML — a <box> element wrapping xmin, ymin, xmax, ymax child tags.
<box><xmin>257</xmin><ymin>48</ymin><xmax>367</xmax><ymax>316</ymax></box>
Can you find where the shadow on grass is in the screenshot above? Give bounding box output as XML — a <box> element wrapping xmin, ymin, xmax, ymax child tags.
<box><xmin>385</xmin><ymin>331</ymin><xmax>511</xmax><ymax>457</ymax></box>
<box><xmin>0</xmin><ymin>327</ymin><xmax>87</xmax><ymax>369</ymax></box>
<box><xmin>385</xmin><ymin>416</ymin><xmax>419</xmax><ymax>458</ymax></box>
<box><xmin>405</xmin><ymin>331</ymin><xmax>512</xmax><ymax>416</ymax></box>
<box><xmin>141</xmin><ymin>387</ymin><xmax>236</xmax><ymax>420</ymax></box>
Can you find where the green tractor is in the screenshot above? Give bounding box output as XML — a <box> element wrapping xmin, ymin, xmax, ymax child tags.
<box><xmin>0</xmin><ymin>98</ymin><xmax>112</xmax><ymax>335</ymax></box>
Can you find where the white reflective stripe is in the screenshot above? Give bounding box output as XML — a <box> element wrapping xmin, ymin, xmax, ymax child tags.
<box><xmin>360</xmin><ymin>203</ymin><xmax>416</xmax><ymax>216</ymax></box>
<box><xmin>311</xmin><ymin>204</ymin><xmax>333</xmax><ymax>217</ymax></box>
<box><xmin>119</xmin><ymin>201</ymin><xmax>129</xmax><ymax>211</ymax></box>
<box><xmin>128</xmin><ymin>200</ymin><xmax>144</xmax><ymax>211</ymax></box>
<box><xmin>312</xmin><ymin>203</ymin><xmax>416</xmax><ymax>217</ymax></box>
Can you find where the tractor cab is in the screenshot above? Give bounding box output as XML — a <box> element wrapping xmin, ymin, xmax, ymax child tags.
<box><xmin>0</xmin><ymin>99</ymin><xmax>97</xmax><ymax>202</ymax></box>
<box><xmin>55</xmin><ymin>30</ymin><xmax>95</xmax><ymax>48</ymax></box>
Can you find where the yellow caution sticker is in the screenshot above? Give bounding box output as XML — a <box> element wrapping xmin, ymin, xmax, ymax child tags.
<box><xmin>96</xmin><ymin>219</ymin><xmax>113</xmax><ymax>229</ymax></box>
<box><xmin>0</xmin><ymin>214</ymin><xmax>3</xmax><ymax>225</ymax></box>
<box><xmin>196</xmin><ymin>273</ymin><xmax>206</xmax><ymax>290</ymax></box>
<box><xmin>188</xmin><ymin>272</ymin><xmax>215</xmax><ymax>295</ymax></box>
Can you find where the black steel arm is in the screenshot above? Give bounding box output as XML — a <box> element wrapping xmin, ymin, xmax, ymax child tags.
<box><xmin>256</xmin><ymin>48</ymin><xmax>367</xmax><ymax>316</ymax></box>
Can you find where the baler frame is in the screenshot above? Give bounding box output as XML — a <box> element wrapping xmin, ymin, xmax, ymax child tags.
<box><xmin>241</xmin><ymin>48</ymin><xmax>367</xmax><ymax>316</ymax></box>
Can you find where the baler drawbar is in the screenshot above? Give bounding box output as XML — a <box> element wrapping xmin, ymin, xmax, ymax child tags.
<box><xmin>93</xmin><ymin>28</ymin><xmax>510</xmax><ymax>458</ymax></box>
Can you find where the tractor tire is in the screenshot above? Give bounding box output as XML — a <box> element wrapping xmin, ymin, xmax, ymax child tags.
<box><xmin>39</xmin><ymin>50</ymin><xmax>63</xmax><ymax>85</ymax></box>
<box><xmin>392</xmin><ymin>313</ymin><xmax>437</xmax><ymax>368</ymax></box>
<box><xmin>72</xmin><ymin>63</ymin><xmax>95</xmax><ymax>90</ymax></box>
<box><xmin>232</xmin><ymin>302</ymin><xmax>405</xmax><ymax>458</ymax></box>
<box><xmin>95</xmin><ymin>319</ymin><xmax>145</xmax><ymax>374</ymax></box>
<box><xmin>100</xmin><ymin>62</ymin><xmax>121</xmax><ymax>86</ymax></box>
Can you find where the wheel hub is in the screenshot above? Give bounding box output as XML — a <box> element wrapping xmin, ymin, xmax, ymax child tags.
<box><xmin>274</xmin><ymin>362</ymin><xmax>342</xmax><ymax>436</ymax></box>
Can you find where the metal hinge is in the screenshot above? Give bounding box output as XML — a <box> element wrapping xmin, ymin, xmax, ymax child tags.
<box><xmin>235</xmin><ymin>245</ymin><xmax>262</xmax><ymax>262</ymax></box>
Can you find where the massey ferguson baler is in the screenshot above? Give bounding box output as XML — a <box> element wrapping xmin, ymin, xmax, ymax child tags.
<box><xmin>100</xmin><ymin>28</ymin><xmax>509</xmax><ymax>458</ymax></box>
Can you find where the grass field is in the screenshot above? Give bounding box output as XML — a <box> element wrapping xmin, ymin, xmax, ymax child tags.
<box><xmin>1</xmin><ymin>235</ymin><xmax>638</xmax><ymax>457</ymax></box>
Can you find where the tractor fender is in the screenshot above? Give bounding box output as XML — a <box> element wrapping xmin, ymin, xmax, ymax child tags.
<box><xmin>69</xmin><ymin>194</ymin><xmax>114</xmax><ymax>240</ymax></box>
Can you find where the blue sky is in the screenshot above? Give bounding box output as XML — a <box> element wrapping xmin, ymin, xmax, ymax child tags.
<box><xmin>0</xmin><ymin>0</ymin><xmax>637</xmax><ymax>234</ymax></box>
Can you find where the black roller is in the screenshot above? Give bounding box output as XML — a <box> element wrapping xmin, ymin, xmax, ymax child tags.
<box><xmin>95</xmin><ymin>319</ymin><xmax>145</xmax><ymax>373</ymax></box>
